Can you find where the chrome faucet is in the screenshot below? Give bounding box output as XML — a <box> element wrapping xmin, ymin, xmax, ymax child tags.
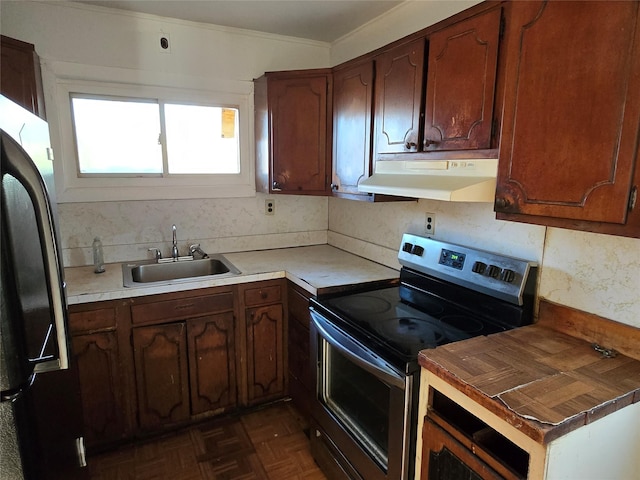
<box><xmin>189</xmin><ymin>243</ymin><xmax>209</xmax><ymax>259</ymax></box>
<box><xmin>171</xmin><ymin>224</ymin><xmax>179</xmax><ymax>260</ymax></box>
<box><xmin>148</xmin><ymin>247</ymin><xmax>162</xmax><ymax>262</ymax></box>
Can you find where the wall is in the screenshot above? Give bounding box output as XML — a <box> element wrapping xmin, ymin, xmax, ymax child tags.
<box><xmin>3</xmin><ymin>1</ymin><xmax>638</xmax><ymax>328</ymax></box>
<box><xmin>328</xmin><ymin>2</ymin><xmax>640</xmax><ymax>328</ymax></box>
<box><xmin>1</xmin><ymin>0</ymin><xmax>331</xmax><ymax>267</ymax></box>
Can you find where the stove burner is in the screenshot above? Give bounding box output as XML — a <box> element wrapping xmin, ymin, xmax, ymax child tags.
<box><xmin>378</xmin><ymin>317</ymin><xmax>445</xmax><ymax>349</ymax></box>
<box><xmin>333</xmin><ymin>295</ymin><xmax>392</xmax><ymax>315</ymax></box>
<box><xmin>440</xmin><ymin>315</ymin><xmax>484</xmax><ymax>333</ymax></box>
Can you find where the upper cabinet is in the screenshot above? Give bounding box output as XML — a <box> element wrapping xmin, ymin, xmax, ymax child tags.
<box><xmin>373</xmin><ymin>6</ymin><xmax>502</xmax><ymax>159</ymax></box>
<box><xmin>0</xmin><ymin>35</ymin><xmax>46</xmax><ymax>119</ymax></box>
<box><xmin>374</xmin><ymin>38</ymin><xmax>426</xmax><ymax>156</ymax></box>
<box><xmin>495</xmin><ymin>0</ymin><xmax>640</xmax><ymax>237</ymax></box>
<box><xmin>423</xmin><ymin>8</ymin><xmax>501</xmax><ymax>151</ymax></box>
<box><xmin>331</xmin><ymin>60</ymin><xmax>375</xmax><ymax>197</ymax></box>
<box><xmin>255</xmin><ymin>69</ymin><xmax>332</xmax><ymax>195</ymax></box>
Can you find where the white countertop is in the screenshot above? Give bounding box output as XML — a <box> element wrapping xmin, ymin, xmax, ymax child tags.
<box><xmin>65</xmin><ymin>245</ymin><xmax>400</xmax><ymax>305</ymax></box>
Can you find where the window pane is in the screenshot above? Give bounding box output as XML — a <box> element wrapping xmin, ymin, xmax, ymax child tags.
<box><xmin>165</xmin><ymin>104</ymin><xmax>240</xmax><ymax>174</ymax></box>
<box><xmin>72</xmin><ymin>97</ymin><xmax>162</xmax><ymax>174</ymax></box>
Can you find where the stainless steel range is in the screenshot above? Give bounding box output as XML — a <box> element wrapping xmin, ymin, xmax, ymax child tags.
<box><xmin>309</xmin><ymin>233</ymin><xmax>538</xmax><ymax>480</ymax></box>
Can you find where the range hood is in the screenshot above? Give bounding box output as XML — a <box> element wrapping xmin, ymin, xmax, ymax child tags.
<box><xmin>358</xmin><ymin>158</ymin><xmax>498</xmax><ymax>202</ymax></box>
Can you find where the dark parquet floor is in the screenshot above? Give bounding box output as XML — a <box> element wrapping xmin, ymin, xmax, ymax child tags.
<box><xmin>88</xmin><ymin>401</ymin><xmax>328</xmax><ymax>480</ymax></box>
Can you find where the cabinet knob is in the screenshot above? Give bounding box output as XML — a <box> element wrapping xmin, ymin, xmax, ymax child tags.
<box><xmin>272</xmin><ymin>181</ymin><xmax>282</xmax><ymax>191</ymax></box>
<box><xmin>405</xmin><ymin>141</ymin><xmax>418</xmax><ymax>150</ymax></box>
<box><xmin>330</xmin><ymin>183</ymin><xmax>339</xmax><ymax>191</ymax></box>
<box><xmin>495</xmin><ymin>197</ymin><xmax>510</xmax><ymax>210</ymax></box>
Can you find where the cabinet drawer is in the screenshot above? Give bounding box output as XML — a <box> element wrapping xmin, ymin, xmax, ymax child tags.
<box><xmin>131</xmin><ymin>292</ymin><xmax>234</xmax><ymax>325</ymax></box>
<box><xmin>69</xmin><ymin>308</ymin><xmax>116</xmax><ymax>334</ymax></box>
<box><xmin>244</xmin><ymin>284</ymin><xmax>282</xmax><ymax>306</ymax></box>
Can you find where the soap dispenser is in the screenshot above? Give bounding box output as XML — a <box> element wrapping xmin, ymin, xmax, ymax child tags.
<box><xmin>92</xmin><ymin>237</ymin><xmax>105</xmax><ymax>273</ymax></box>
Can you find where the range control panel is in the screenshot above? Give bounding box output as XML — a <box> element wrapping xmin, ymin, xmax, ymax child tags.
<box><xmin>398</xmin><ymin>233</ymin><xmax>538</xmax><ymax>305</ymax></box>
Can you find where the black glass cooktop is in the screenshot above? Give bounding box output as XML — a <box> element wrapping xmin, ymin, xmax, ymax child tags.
<box><xmin>312</xmin><ymin>285</ymin><xmax>509</xmax><ymax>370</ymax></box>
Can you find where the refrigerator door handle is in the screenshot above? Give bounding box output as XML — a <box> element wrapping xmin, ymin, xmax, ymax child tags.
<box><xmin>75</xmin><ymin>437</ymin><xmax>87</xmax><ymax>467</ymax></box>
<box><xmin>0</xmin><ymin>372</ymin><xmax>36</xmax><ymax>402</ymax></box>
<box><xmin>1</xmin><ymin>132</ymin><xmax>70</xmax><ymax>371</ymax></box>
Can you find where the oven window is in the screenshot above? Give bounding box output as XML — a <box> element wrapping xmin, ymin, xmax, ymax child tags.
<box><xmin>322</xmin><ymin>343</ymin><xmax>390</xmax><ymax>470</ymax></box>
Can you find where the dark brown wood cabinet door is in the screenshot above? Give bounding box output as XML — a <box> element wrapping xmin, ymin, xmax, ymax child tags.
<box><xmin>269</xmin><ymin>74</ymin><xmax>330</xmax><ymax>194</ymax></box>
<box><xmin>424</xmin><ymin>8</ymin><xmax>501</xmax><ymax>151</ymax></box>
<box><xmin>287</xmin><ymin>283</ymin><xmax>312</xmax><ymax>417</ymax></box>
<box><xmin>246</xmin><ymin>304</ymin><xmax>285</xmax><ymax>404</ymax></box>
<box><xmin>187</xmin><ymin>313</ymin><xmax>237</xmax><ymax>415</ymax></box>
<box><xmin>374</xmin><ymin>38</ymin><xmax>426</xmax><ymax>155</ymax></box>
<box><xmin>133</xmin><ymin>323</ymin><xmax>190</xmax><ymax>429</ymax></box>
<box><xmin>72</xmin><ymin>332</ymin><xmax>127</xmax><ymax>447</ymax></box>
<box><xmin>496</xmin><ymin>1</ymin><xmax>640</xmax><ymax>224</ymax></box>
<box><xmin>0</xmin><ymin>35</ymin><xmax>45</xmax><ymax>118</ymax></box>
<box><xmin>332</xmin><ymin>61</ymin><xmax>374</xmax><ymax>195</ymax></box>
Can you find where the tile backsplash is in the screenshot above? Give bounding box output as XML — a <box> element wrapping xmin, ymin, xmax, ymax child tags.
<box><xmin>328</xmin><ymin>197</ymin><xmax>640</xmax><ymax>328</ymax></box>
<box><xmin>58</xmin><ymin>193</ymin><xmax>639</xmax><ymax>328</ymax></box>
<box><xmin>58</xmin><ymin>193</ymin><xmax>328</xmax><ymax>267</ymax></box>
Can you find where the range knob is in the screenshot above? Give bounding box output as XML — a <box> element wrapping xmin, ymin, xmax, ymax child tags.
<box><xmin>411</xmin><ymin>245</ymin><xmax>425</xmax><ymax>256</ymax></box>
<box><xmin>487</xmin><ymin>265</ymin><xmax>501</xmax><ymax>279</ymax></box>
<box><xmin>501</xmin><ymin>269</ymin><xmax>516</xmax><ymax>283</ymax></box>
<box><xmin>472</xmin><ymin>261</ymin><xmax>487</xmax><ymax>274</ymax></box>
<box><xmin>402</xmin><ymin>242</ymin><xmax>413</xmax><ymax>253</ymax></box>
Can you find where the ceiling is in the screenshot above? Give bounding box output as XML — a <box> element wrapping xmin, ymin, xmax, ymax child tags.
<box><xmin>73</xmin><ymin>0</ymin><xmax>405</xmax><ymax>43</ymax></box>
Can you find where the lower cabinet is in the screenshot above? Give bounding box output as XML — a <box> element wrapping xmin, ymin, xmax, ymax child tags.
<box><xmin>131</xmin><ymin>288</ymin><xmax>236</xmax><ymax>430</ymax></box>
<box><xmin>133</xmin><ymin>312</ymin><xmax>237</xmax><ymax>429</ymax></box>
<box><xmin>287</xmin><ymin>282</ymin><xmax>313</xmax><ymax>418</ymax></box>
<box><xmin>239</xmin><ymin>280</ymin><xmax>287</xmax><ymax>405</ymax></box>
<box><xmin>69</xmin><ymin>300</ymin><xmax>134</xmax><ymax>450</ymax></box>
<box><xmin>132</xmin><ymin>322</ymin><xmax>190</xmax><ymax>429</ymax></box>
<box><xmin>71</xmin><ymin>280</ymin><xmax>289</xmax><ymax>445</ymax></box>
<box><xmin>188</xmin><ymin>312</ymin><xmax>237</xmax><ymax>415</ymax></box>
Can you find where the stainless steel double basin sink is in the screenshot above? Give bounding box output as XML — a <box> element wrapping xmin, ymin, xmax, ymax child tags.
<box><xmin>122</xmin><ymin>254</ymin><xmax>241</xmax><ymax>287</ymax></box>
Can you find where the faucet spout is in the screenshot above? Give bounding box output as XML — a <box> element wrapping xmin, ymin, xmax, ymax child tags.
<box><xmin>171</xmin><ymin>224</ymin><xmax>179</xmax><ymax>260</ymax></box>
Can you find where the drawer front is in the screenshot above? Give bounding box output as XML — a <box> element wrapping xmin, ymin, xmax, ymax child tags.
<box><xmin>131</xmin><ymin>292</ymin><xmax>234</xmax><ymax>325</ymax></box>
<box><xmin>244</xmin><ymin>284</ymin><xmax>282</xmax><ymax>306</ymax></box>
<box><xmin>69</xmin><ymin>307</ymin><xmax>116</xmax><ymax>334</ymax></box>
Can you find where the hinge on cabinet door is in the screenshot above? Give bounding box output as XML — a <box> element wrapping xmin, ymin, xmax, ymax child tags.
<box><xmin>629</xmin><ymin>186</ymin><xmax>638</xmax><ymax>211</ymax></box>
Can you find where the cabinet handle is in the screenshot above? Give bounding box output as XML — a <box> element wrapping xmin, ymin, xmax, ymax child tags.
<box><xmin>424</xmin><ymin>139</ymin><xmax>438</xmax><ymax>147</ymax></box>
<box><xmin>272</xmin><ymin>181</ymin><xmax>282</xmax><ymax>191</ymax></box>
<box><xmin>405</xmin><ymin>141</ymin><xmax>418</xmax><ymax>150</ymax></box>
<box><xmin>495</xmin><ymin>197</ymin><xmax>510</xmax><ymax>210</ymax></box>
<box><xmin>174</xmin><ymin>303</ymin><xmax>195</xmax><ymax>311</ymax></box>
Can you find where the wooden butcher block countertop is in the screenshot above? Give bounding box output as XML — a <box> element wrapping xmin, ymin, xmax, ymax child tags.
<box><xmin>418</xmin><ymin>300</ymin><xmax>640</xmax><ymax>445</ymax></box>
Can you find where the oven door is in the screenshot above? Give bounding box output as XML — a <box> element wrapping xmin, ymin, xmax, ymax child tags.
<box><xmin>309</xmin><ymin>309</ymin><xmax>415</xmax><ymax>480</ymax></box>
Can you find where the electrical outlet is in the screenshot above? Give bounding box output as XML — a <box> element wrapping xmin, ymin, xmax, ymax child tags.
<box><xmin>265</xmin><ymin>199</ymin><xmax>275</xmax><ymax>215</ymax></box>
<box><xmin>425</xmin><ymin>212</ymin><xmax>436</xmax><ymax>235</ymax></box>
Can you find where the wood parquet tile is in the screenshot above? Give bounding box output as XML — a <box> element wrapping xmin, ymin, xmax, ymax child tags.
<box><xmin>88</xmin><ymin>401</ymin><xmax>327</xmax><ymax>480</ymax></box>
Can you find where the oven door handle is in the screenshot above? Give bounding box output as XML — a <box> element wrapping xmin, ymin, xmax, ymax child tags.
<box><xmin>310</xmin><ymin>309</ymin><xmax>406</xmax><ymax>390</ymax></box>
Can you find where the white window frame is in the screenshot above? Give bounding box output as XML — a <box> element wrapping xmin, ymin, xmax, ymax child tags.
<box><xmin>49</xmin><ymin>77</ymin><xmax>255</xmax><ymax>202</ymax></box>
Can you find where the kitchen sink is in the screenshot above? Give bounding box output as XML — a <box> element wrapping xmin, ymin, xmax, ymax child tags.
<box><xmin>122</xmin><ymin>255</ymin><xmax>241</xmax><ymax>287</ymax></box>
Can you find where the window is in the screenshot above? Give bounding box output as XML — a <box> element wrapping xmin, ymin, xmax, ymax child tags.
<box><xmin>48</xmin><ymin>76</ymin><xmax>254</xmax><ymax>202</ymax></box>
<box><xmin>71</xmin><ymin>95</ymin><xmax>240</xmax><ymax>176</ymax></box>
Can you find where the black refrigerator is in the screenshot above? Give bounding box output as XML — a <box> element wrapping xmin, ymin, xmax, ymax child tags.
<box><xmin>0</xmin><ymin>95</ymin><xmax>88</xmax><ymax>479</ymax></box>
